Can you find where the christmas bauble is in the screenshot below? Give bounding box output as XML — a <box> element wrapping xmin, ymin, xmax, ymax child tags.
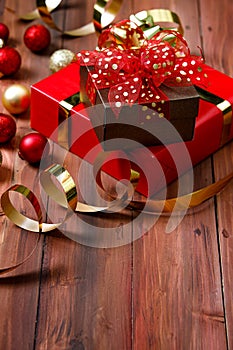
<box><xmin>0</xmin><ymin>113</ymin><xmax>16</xmax><ymax>143</ymax></box>
<box><xmin>0</xmin><ymin>46</ymin><xmax>21</xmax><ymax>77</ymax></box>
<box><xmin>2</xmin><ymin>84</ymin><xmax>30</xmax><ymax>115</ymax></box>
<box><xmin>18</xmin><ymin>132</ymin><xmax>49</xmax><ymax>164</ymax></box>
<box><xmin>24</xmin><ymin>24</ymin><xmax>51</xmax><ymax>52</ymax></box>
<box><xmin>0</xmin><ymin>23</ymin><xmax>9</xmax><ymax>43</ymax></box>
<box><xmin>49</xmin><ymin>49</ymin><xmax>75</xmax><ymax>73</ymax></box>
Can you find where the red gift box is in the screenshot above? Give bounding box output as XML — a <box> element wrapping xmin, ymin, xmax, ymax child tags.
<box><xmin>31</xmin><ymin>63</ymin><xmax>233</xmax><ymax>198</ymax></box>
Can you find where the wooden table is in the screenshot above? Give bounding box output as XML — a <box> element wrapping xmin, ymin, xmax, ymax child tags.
<box><xmin>0</xmin><ymin>0</ymin><xmax>233</xmax><ymax>349</ymax></box>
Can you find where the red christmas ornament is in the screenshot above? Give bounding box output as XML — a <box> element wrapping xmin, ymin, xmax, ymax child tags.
<box><xmin>24</xmin><ymin>24</ymin><xmax>51</xmax><ymax>52</ymax></box>
<box><xmin>0</xmin><ymin>23</ymin><xmax>9</xmax><ymax>43</ymax></box>
<box><xmin>0</xmin><ymin>46</ymin><xmax>21</xmax><ymax>77</ymax></box>
<box><xmin>0</xmin><ymin>113</ymin><xmax>16</xmax><ymax>143</ymax></box>
<box><xmin>18</xmin><ymin>132</ymin><xmax>49</xmax><ymax>164</ymax></box>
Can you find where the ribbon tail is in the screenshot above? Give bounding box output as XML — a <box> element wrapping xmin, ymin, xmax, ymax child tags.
<box><xmin>129</xmin><ymin>171</ymin><xmax>233</xmax><ymax>213</ymax></box>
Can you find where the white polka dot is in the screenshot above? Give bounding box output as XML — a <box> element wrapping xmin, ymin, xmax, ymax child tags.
<box><xmin>115</xmin><ymin>101</ymin><xmax>121</xmax><ymax>107</ymax></box>
<box><xmin>123</xmin><ymin>91</ymin><xmax>128</xmax><ymax>96</ymax></box>
<box><xmin>180</xmin><ymin>70</ymin><xmax>186</xmax><ymax>75</ymax></box>
<box><xmin>117</xmin><ymin>86</ymin><xmax>123</xmax><ymax>90</ymax></box>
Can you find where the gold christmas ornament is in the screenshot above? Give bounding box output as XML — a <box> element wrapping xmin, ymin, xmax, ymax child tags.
<box><xmin>49</xmin><ymin>49</ymin><xmax>75</xmax><ymax>73</ymax></box>
<box><xmin>2</xmin><ymin>84</ymin><xmax>30</xmax><ymax>114</ymax></box>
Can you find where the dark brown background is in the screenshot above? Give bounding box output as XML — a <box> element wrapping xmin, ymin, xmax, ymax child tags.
<box><xmin>0</xmin><ymin>0</ymin><xmax>233</xmax><ymax>349</ymax></box>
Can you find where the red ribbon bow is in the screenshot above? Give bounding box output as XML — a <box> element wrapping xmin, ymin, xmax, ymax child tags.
<box><xmin>77</xmin><ymin>19</ymin><xmax>208</xmax><ymax>117</ymax></box>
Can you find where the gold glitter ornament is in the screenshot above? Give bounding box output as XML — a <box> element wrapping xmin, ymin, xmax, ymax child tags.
<box><xmin>49</xmin><ymin>49</ymin><xmax>75</xmax><ymax>73</ymax></box>
<box><xmin>2</xmin><ymin>84</ymin><xmax>30</xmax><ymax>115</ymax></box>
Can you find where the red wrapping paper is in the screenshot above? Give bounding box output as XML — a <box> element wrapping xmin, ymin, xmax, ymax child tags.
<box><xmin>31</xmin><ymin>63</ymin><xmax>233</xmax><ymax>198</ymax></box>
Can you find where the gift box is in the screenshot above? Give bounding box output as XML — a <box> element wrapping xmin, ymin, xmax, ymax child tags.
<box><xmin>31</xmin><ymin>63</ymin><xmax>233</xmax><ymax>198</ymax></box>
<box><xmin>75</xmin><ymin>19</ymin><xmax>209</xmax><ymax>150</ymax></box>
<box><xmin>79</xmin><ymin>64</ymin><xmax>199</xmax><ymax>150</ymax></box>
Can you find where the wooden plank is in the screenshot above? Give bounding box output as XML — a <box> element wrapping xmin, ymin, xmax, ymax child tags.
<box><xmin>33</xmin><ymin>1</ymin><xmax>134</xmax><ymax>349</ymax></box>
<box><xmin>131</xmin><ymin>0</ymin><xmax>227</xmax><ymax>348</ymax></box>
<box><xmin>200</xmin><ymin>0</ymin><xmax>233</xmax><ymax>348</ymax></box>
<box><xmin>199</xmin><ymin>0</ymin><xmax>233</xmax><ymax>75</ymax></box>
<box><xmin>213</xmin><ymin>143</ymin><xmax>233</xmax><ymax>349</ymax></box>
<box><xmin>0</xmin><ymin>0</ymin><xmax>63</xmax><ymax>349</ymax></box>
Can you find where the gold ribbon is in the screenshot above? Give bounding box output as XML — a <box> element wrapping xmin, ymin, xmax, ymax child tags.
<box><xmin>58</xmin><ymin>92</ymin><xmax>80</xmax><ymax>149</ymax></box>
<box><xmin>0</xmin><ymin>152</ymin><xmax>41</xmax><ymax>274</ymax></box>
<box><xmin>1</xmin><ymin>157</ymin><xmax>233</xmax><ymax>232</ymax></box>
<box><xmin>20</xmin><ymin>2</ymin><xmax>183</xmax><ymax>37</ymax></box>
<box><xmin>129</xmin><ymin>9</ymin><xmax>183</xmax><ymax>37</ymax></box>
<box><xmin>1</xmin><ymin>148</ymin><xmax>233</xmax><ymax>274</ymax></box>
<box><xmin>20</xmin><ymin>0</ymin><xmax>124</xmax><ymax>36</ymax></box>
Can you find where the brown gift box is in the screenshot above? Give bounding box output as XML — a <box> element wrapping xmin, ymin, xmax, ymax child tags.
<box><xmin>79</xmin><ymin>64</ymin><xmax>199</xmax><ymax>151</ymax></box>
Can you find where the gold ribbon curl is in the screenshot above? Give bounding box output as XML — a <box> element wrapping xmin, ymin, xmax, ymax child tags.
<box><xmin>1</xmin><ymin>150</ymin><xmax>233</xmax><ymax>274</ymax></box>
<box><xmin>20</xmin><ymin>0</ymin><xmax>124</xmax><ymax>36</ymax></box>
<box><xmin>1</xmin><ymin>159</ymin><xmax>233</xmax><ymax>233</ymax></box>
<box><xmin>20</xmin><ymin>1</ymin><xmax>183</xmax><ymax>37</ymax></box>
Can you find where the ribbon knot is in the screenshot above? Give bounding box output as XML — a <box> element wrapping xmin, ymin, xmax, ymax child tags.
<box><xmin>77</xmin><ymin>19</ymin><xmax>208</xmax><ymax>117</ymax></box>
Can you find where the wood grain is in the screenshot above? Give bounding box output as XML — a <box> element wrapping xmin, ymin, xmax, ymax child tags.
<box><xmin>33</xmin><ymin>1</ymin><xmax>134</xmax><ymax>349</ymax></box>
<box><xmin>0</xmin><ymin>0</ymin><xmax>233</xmax><ymax>349</ymax></box>
<box><xmin>131</xmin><ymin>0</ymin><xmax>226</xmax><ymax>349</ymax></box>
<box><xmin>200</xmin><ymin>1</ymin><xmax>233</xmax><ymax>348</ymax></box>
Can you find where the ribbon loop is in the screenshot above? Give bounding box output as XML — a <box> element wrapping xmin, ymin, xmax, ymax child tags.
<box><xmin>77</xmin><ymin>19</ymin><xmax>207</xmax><ymax>117</ymax></box>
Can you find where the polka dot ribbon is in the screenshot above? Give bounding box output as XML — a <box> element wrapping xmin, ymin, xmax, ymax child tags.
<box><xmin>76</xmin><ymin>19</ymin><xmax>209</xmax><ymax>117</ymax></box>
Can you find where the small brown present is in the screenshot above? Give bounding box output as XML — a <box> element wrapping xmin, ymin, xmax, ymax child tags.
<box><xmin>80</xmin><ymin>64</ymin><xmax>199</xmax><ymax>151</ymax></box>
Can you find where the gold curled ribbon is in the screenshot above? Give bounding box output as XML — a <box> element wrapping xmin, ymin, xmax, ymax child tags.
<box><xmin>0</xmin><ymin>152</ymin><xmax>40</xmax><ymax>274</ymax></box>
<box><xmin>1</xmin><ymin>153</ymin><xmax>233</xmax><ymax>274</ymax></box>
<box><xmin>1</xmin><ymin>159</ymin><xmax>233</xmax><ymax>233</ymax></box>
<box><xmin>19</xmin><ymin>0</ymin><xmax>61</xmax><ymax>21</ymax></box>
<box><xmin>20</xmin><ymin>1</ymin><xmax>182</xmax><ymax>38</ymax></box>
<box><xmin>130</xmin><ymin>9</ymin><xmax>184</xmax><ymax>37</ymax></box>
<box><xmin>20</xmin><ymin>0</ymin><xmax>124</xmax><ymax>36</ymax></box>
